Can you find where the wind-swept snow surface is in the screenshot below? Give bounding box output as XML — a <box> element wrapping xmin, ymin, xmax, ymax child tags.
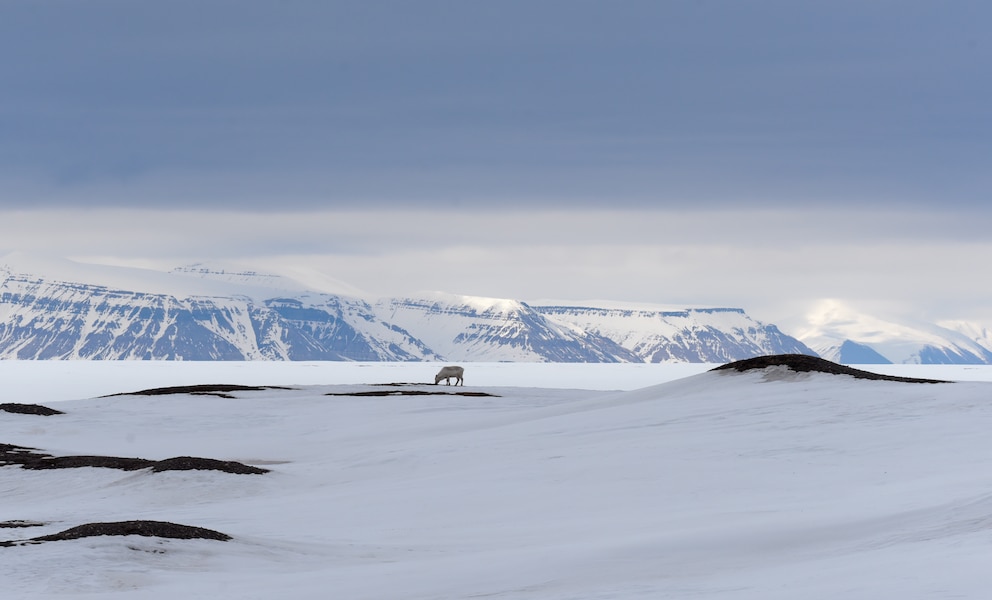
<box><xmin>3</xmin><ymin>363</ymin><xmax>992</xmax><ymax>598</ymax></box>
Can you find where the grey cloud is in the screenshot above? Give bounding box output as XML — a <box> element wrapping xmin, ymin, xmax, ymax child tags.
<box><xmin>1</xmin><ymin>1</ymin><xmax>989</xmax><ymax>212</ymax></box>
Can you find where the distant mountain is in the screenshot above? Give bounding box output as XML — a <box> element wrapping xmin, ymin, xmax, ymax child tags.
<box><xmin>814</xmin><ymin>340</ymin><xmax>892</xmax><ymax>364</ymax></box>
<box><xmin>939</xmin><ymin>320</ymin><xmax>992</xmax><ymax>356</ymax></box>
<box><xmin>0</xmin><ymin>268</ymin><xmax>436</xmax><ymax>362</ymax></box>
<box><xmin>794</xmin><ymin>300</ymin><xmax>992</xmax><ymax>365</ymax></box>
<box><xmin>534</xmin><ymin>305</ymin><xmax>816</xmax><ymax>363</ymax></box>
<box><xmin>0</xmin><ymin>254</ymin><xmax>814</xmax><ymax>363</ymax></box>
<box><xmin>372</xmin><ymin>294</ymin><xmax>639</xmax><ymax>362</ymax></box>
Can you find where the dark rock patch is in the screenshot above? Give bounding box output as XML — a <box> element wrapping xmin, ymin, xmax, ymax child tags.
<box><xmin>104</xmin><ymin>384</ymin><xmax>294</xmax><ymax>398</ymax></box>
<box><xmin>0</xmin><ymin>520</ymin><xmax>45</xmax><ymax>529</ymax></box>
<box><xmin>0</xmin><ymin>403</ymin><xmax>64</xmax><ymax>416</ymax></box>
<box><xmin>0</xmin><ymin>444</ymin><xmax>40</xmax><ymax>463</ymax></box>
<box><xmin>32</xmin><ymin>455</ymin><xmax>154</xmax><ymax>471</ymax></box>
<box><xmin>1</xmin><ymin>520</ymin><xmax>231</xmax><ymax>546</ymax></box>
<box><xmin>326</xmin><ymin>389</ymin><xmax>499</xmax><ymax>398</ymax></box>
<box><xmin>1</xmin><ymin>444</ymin><xmax>268</xmax><ymax>474</ymax></box>
<box><xmin>0</xmin><ymin>442</ymin><xmax>35</xmax><ymax>453</ymax></box>
<box><xmin>712</xmin><ymin>354</ymin><xmax>950</xmax><ymax>384</ymax></box>
<box><xmin>151</xmin><ymin>456</ymin><xmax>268</xmax><ymax>474</ymax></box>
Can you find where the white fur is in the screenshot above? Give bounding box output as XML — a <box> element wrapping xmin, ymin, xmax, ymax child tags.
<box><xmin>434</xmin><ymin>366</ymin><xmax>464</xmax><ymax>386</ymax></box>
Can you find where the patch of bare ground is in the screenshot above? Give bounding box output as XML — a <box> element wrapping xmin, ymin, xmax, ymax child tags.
<box><xmin>1</xmin><ymin>521</ymin><xmax>231</xmax><ymax>546</ymax></box>
<box><xmin>104</xmin><ymin>384</ymin><xmax>295</xmax><ymax>398</ymax></box>
<box><xmin>0</xmin><ymin>403</ymin><xmax>64</xmax><ymax>416</ymax></box>
<box><xmin>712</xmin><ymin>354</ymin><xmax>950</xmax><ymax>383</ymax></box>
<box><xmin>326</xmin><ymin>389</ymin><xmax>499</xmax><ymax>397</ymax></box>
<box><xmin>0</xmin><ymin>444</ymin><xmax>269</xmax><ymax>474</ymax></box>
<box><xmin>0</xmin><ymin>520</ymin><xmax>45</xmax><ymax>529</ymax></box>
<box><xmin>150</xmin><ymin>456</ymin><xmax>268</xmax><ymax>474</ymax></box>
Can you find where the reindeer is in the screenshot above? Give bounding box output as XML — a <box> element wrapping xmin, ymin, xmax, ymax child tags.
<box><xmin>434</xmin><ymin>365</ymin><xmax>464</xmax><ymax>386</ymax></box>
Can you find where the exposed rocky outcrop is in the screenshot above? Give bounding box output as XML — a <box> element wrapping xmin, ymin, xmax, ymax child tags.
<box><xmin>0</xmin><ymin>444</ymin><xmax>269</xmax><ymax>474</ymax></box>
<box><xmin>106</xmin><ymin>384</ymin><xmax>293</xmax><ymax>398</ymax></box>
<box><xmin>0</xmin><ymin>403</ymin><xmax>64</xmax><ymax>416</ymax></box>
<box><xmin>712</xmin><ymin>354</ymin><xmax>950</xmax><ymax>383</ymax></box>
<box><xmin>1</xmin><ymin>520</ymin><xmax>231</xmax><ymax>546</ymax></box>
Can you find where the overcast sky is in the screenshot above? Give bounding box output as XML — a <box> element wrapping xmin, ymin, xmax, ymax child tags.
<box><xmin>1</xmin><ymin>1</ymin><xmax>990</xmax><ymax>327</ymax></box>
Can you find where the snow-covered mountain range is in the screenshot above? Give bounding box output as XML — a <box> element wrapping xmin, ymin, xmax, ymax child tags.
<box><xmin>533</xmin><ymin>305</ymin><xmax>811</xmax><ymax>363</ymax></box>
<box><xmin>0</xmin><ymin>254</ymin><xmax>814</xmax><ymax>362</ymax></box>
<box><xmin>2</xmin><ymin>255</ymin><xmax>990</xmax><ymax>364</ymax></box>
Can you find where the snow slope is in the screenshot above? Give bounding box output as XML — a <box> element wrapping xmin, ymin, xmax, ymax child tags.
<box><xmin>3</xmin><ymin>363</ymin><xmax>992</xmax><ymax>598</ymax></box>
<box><xmin>940</xmin><ymin>320</ymin><xmax>992</xmax><ymax>355</ymax></box>
<box><xmin>1</xmin><ymin>253</ymin><xmax>309</xmax><ymax>301</ymax></box>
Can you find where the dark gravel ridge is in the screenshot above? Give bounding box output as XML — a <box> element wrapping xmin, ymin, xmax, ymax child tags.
<box><xmin>0</xmin><ymin>520</ymin><xmax>45</xmax><ymax>529</ymax></box>
<box><xmin>326</xmin><ymin>389</ymin><xmax>498</xmax><ymax>397</ymax></box>
<box><xmin>0</xmin><ymin>403</ymin><xmax>64</xmax><ymax>416</ymax></box>
<box><xmin>0</xmin><ymin>444</ymin><xmax>268</xmax><ymax>474</ymax></box>
<box><xmin>712</xmin><ymin>354</ymin><xmax>950</xmax><ymax>383</ymax></box>
<box><xmin>104</xmin><ymin>384</ymin><xmax>294</xmax><ymax>398</ymax></box>
<box><xmin>1</xmin><ymin>520</ymin><xmax>231</xmax><ymax>546</ymax></box>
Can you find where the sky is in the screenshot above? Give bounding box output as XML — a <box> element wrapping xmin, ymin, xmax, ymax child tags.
<box><xmin>1</xmin><ymin>1</ymin><xmax>990</xmax><ymax>327</ymax></box>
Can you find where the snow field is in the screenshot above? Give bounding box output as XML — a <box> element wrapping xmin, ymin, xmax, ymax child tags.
<box><xmin>2</xmin><ymin>362</ymin><xmax>992</xmax><ymax>598</ymax></box>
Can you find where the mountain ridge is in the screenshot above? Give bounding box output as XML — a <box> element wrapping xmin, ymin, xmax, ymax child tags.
<box><xmin>2</xmin><ymin>256</ymin><xmax>990</xmax><ymax>364</ymax></box>
<box><xmin>0</xmin><ymin>256</ymin><xmax>810</xmax><ymax>363</ymax></box>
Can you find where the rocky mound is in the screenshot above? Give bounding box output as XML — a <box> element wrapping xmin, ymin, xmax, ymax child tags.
<box><xmin>105</xmin><ymin>384</ymin><xmax>294</xmax><ymax>398</ymax></box>
<box><xmin>150</xmin><ymin>456</ymin><xmax>268</xmax><ymax>474</ymax></box>
<box><xmin>712</xmin><ymin>354</ymin><xmax>950</xmax><ymax>383</ymax></box>
<box><xmin>0</xmin><ymin>403</ymin><xmax>64</xmax><ymax>416</ymax></box>
<box><xmin>1</xmin><ymin>520</ymin><xmax>231</xmax><ymax>546</ymax></box>
<box><xmin>0</xmin><ymin>444</ymin><xmax>268</xmax><ymax>474</ymax></box>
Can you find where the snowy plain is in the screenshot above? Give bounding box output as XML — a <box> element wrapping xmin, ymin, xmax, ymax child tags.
<box><xmin>3</xmin><ymin>361</ymin><xmax>992</xmax><ymax>599</ymax></box>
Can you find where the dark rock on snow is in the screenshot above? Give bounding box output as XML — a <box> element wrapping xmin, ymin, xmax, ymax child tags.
<box><xmin>1</xmin><ymin>521</ymin><xmax>231</xmax><ymax>546</ymax></box>
<box><xmin>0</xmin><ymin>403</ymin><xmax>64</xmax><ymax>416</ymax></box>
<box><xmin>0</xmin><ymin>444</ymin><xmax>268</xmax><ymax>474</ymax></box>
<box><xmin>713</xmin><ymin>354</ymin><xmax>950</xmax><ymax>383</ymax></box>
<box><xmin>105</xmin><ymin>384</ymin><xmax>293</xmax><ymax>398</ymax></box>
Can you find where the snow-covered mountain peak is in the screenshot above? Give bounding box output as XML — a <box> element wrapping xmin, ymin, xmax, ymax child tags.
<box><xmin>939</xmin><ymin>320</ymin><xmax>992</xmax><ymax>354</ymax></box>
<box><xmin>1</xmin><ymin>252</ymin><xmax>193</xmax><ymax>296</ymax></box>
<box><xmin>1</xmin><ymin>253</ymin><xmax>344</xmax><ymax>303</ymax></box>
<box><xmin>173</xmin><ymin>263</ymin><xmax>294</xmax><ymax>287</ymax></box>
<box><xmin>262</xmin><ymin>265</ymin><xmax>367</xmax><ymax>298</ymax></box>
<box><xmin>799</xmin><ymin>299</ymin><xmax>932</xmax><ymax>343</ymax></box>
<box><xmin>178</xmin><ymin>261</ymin><xmax>368</xmax><ymax>298</ymax></box>
<box><xmin>414</xmin><ymin>291</ymin><xmax>528</xmax><ymax>315</ymax></box>
<box><xmin>796</xmin><ymin>299</ymin><xmax>992</xmax><ymax>364</ymax></box>
<box><xmin>528</xmin><ymin>299</ymin><xmax>727</xmax><ymax>314</ymax></box>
